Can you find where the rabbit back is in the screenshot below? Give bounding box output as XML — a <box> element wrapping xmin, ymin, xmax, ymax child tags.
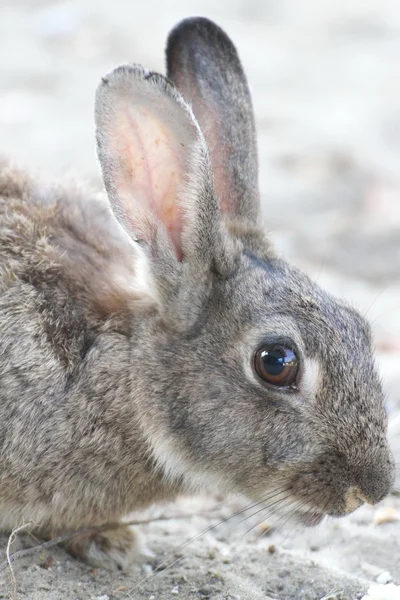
<box><xmin>0</xmin><ymin>163</ymin><xmax>171</xmax><ymax>531</ymax></box>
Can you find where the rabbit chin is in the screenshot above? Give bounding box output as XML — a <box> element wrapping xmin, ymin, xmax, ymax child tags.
<box><xmin>292</xmin><ymin>507</ymin><xmax>325</xmax><ymax>527</ymax></box>
<box><xmin>265</xmin><ymin>496</ymin><xmax>327</xmax><ymax>527</ymax></box>
<box><xmin>284</xmin><ymin>495</ymin><xmax>360</xmax><ymax>527</ymax></box>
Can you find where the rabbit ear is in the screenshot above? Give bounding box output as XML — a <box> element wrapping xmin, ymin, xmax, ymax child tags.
<box><xmin>95</xmin><ymin>65</ymin><xmax>222</xmax><ymax>263</ymax></box>
<box><xmin>166</xmin><ymin>17</ymin><xmax>260</xmax><ymax>225</ymax></box>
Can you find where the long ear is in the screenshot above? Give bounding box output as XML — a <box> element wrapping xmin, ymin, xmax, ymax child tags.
<box><xmin>95</xmin><ymin>64</ymin><xmax>223</xmax><ymax>265</ymax></box>
<box><xmin>166</xmin><ymin>17</ymin><xmax>260</xmax><ymax>225</ymax></box>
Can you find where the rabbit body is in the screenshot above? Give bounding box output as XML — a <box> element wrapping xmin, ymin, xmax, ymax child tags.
<box><xmin>0</xmin><ymin>168</ymin><xmax>185</xmax><ymax>565</ymax></box>
<box><xmin>0</xmin><ymin>17</ymin><xmax>394</xmax><ymax>570</ymax></box>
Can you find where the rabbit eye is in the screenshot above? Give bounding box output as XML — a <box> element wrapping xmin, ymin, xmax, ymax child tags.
<box><xmin>254</xmin><ymin>345</ymin><xmax>299</xmax><ymax>388</ymax></box>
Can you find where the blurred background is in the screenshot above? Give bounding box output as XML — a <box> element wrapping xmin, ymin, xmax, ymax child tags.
<box><xmin>1</xmin><ymin>0</ymin><xmax>400</xmax><ymax>422</ymax></box>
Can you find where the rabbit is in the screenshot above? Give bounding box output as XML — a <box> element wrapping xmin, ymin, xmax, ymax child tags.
<box><xmin>0</xmin><ymin>16</ymin><xmax>394</xmax><ymax>571</ymax></box>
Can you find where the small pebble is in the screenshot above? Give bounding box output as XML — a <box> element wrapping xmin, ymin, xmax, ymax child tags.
<box><xmin>373</xmin><ymin>507</ymin><xmax>400</xmax><ymax>526</ymax></box>
<box><xmin>376</xmin><ymin>572</ymin><xmax>393</xmax><ymax>584</ymax></box>
<box><xmin>142</xmin><ymin>564</ymin><xmax>153</xmax><ymax>575</ymax></box>
<box><xmin>171</xmin><ymin>586</ymin><xmax>179</xmax><ymax>596</ymax></box>
<box><xmin>362</xmin><ymin>563</ymin><xmax>388</xmax><ymax>579</ymax></box>
<box><xmin>199</xmin><ymin>586</ymin><xmax>213</xmax><ymax>596</ymax></box>
<box><xmin>258</xmin><ymin>522</ymin><xmax>272</xmax><ymax>535</ymax></box>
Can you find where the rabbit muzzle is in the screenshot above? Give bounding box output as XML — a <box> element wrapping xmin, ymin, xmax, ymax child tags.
<box><xmin>287</xmin><ymin>445</ymin><xmax>395</xmax><ymax>520</ymax></box>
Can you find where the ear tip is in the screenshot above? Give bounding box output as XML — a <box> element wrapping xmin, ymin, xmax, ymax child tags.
<box><xmin>96</xmin><ymin>64</ymin><xmax>181</xmax><ymax>107</ymax></box>
<box><xmin>97</xmin><ymin>64</ymin><xmax>151</xmax><ymax>92</ymax></box>
<box><xmin>94</xmin><ymin>62</ymin><xmax>198</xmax><ymax>136</ymax></box>
<box><xmin>167</xmin><ymin>16</ymin><xmax>233</xmax><ymax>52</ymax></box>
<box><xmin>168</xmin><ymin>16</ymin><xmax>223</xmax><ymax>38</ymax></box>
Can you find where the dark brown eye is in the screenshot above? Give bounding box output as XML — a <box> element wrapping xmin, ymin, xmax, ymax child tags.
<box><xmin>254</xmin><ymin>345</ymin><xmax>299</xmax><ymax>388</ymax></box>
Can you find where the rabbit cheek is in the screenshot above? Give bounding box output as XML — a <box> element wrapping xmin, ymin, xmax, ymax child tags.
<box><xmin>261</xmin><ymin>424</ymin><xmax>310</xmax><ymax>470</ymax></box>
<box><xmin>287</xmin><ymin>460</ymin><xmax>348</xmax><ymax>519</ymax></box>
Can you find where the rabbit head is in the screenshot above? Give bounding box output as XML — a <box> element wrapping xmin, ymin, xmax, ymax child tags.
<box><xmin>95</xmin><ymin>17</ymin><xmax>394</xmax><ymax>524</ymax></box>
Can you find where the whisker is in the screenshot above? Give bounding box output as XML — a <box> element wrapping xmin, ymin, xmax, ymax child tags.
<box><xmin>244</xmin><ymin>496</ymin><xmax>299</xmax><ymax>539</ymax></box>
<box><xmin>362</xmin><ymin>285</ymin><xmax>390</xmax><ymax>320</ymax></box>
<box><xmin>272</xmin><ymin>489</ymin><xmax>329</xmax><ymax>543</ymax></box>
<box><xmin>314</xmin><ymin>259</ymin><xmax>326</xmax><ymax>284</ymax></box>
<box><xmin>241</xmin><ymin>493</ymin><xmax>297</xmax><ymax>534</ymax></box>
<box><xmin>126</xmin><ymin>464</ymin><xmax>330</xmax><ymax>599</ymax></box>
<box><xmin>125</xmin><ymin>483</ymin><xmax>289</xmax><ymax>598</ymax></box>
<box><xmin>266</xmin><ymin>497</ymin><xmax>311</xmax><ymax>541</ymax></box>
<box><xmin>234</xmin><ymin>490</ymin><xmax>292</xmax><ymax>528</ymax></box>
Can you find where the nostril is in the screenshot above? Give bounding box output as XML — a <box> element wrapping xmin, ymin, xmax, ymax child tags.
<box><xmin>353</xmin><ymin>489</ymin><xmax>377</xmax><ymax>506</ymax></box>
<box><xmin>346</xmin><ymin>484</ymin><xmax>385</xmax><ymax>513</ymax></box>
<box><xmin>354</xmin><ymin>490</ymin><xmax>368</xmax><ymax>505</ymax></box>
<box><xmin>363</xmin><ymin>486</ymin><xmax>391</xmax><ymax>506</ymax></box>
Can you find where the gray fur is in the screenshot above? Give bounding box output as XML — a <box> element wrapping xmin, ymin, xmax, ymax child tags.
<box><xmin>0</xmin><ymin>18</ymin><xmax>394</xmax><ymax>570</ymax></box>
<box><xmin>167</xmin><ymin>17</ymin><xmax>260</xmax><ymax>224</ymax></box>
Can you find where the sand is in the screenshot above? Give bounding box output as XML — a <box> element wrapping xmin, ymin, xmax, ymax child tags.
<box><xmin>0</xmin><ymin>0</ymin><xmax>399</xmax><ymax>598</ymax></box>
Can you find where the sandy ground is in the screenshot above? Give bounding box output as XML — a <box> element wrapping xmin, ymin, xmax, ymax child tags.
<box><xmin>1</xmin><ymin>0</ymin><xmax>400</xmax><ymax>599</ymax></box>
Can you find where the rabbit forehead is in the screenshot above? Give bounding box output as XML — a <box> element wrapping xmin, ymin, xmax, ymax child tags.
<box><xmin>223</xmin><ymin>252</ymin><xmax>373</xmax><ymax>356</ymax></box>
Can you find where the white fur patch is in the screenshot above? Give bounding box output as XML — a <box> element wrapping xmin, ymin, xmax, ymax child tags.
<box><xmin>147</xmin><ymin>432</ymin><xmax>230</xmax><ymax>495</ymax></box>
<box><xmin>134</xmin><ymin>247</ymin><xmax>159</xmax><ymax>302</ymax></box>
<box><xmin>112</xmin><ymin>245</ymin><xmax>159</xmax><ymax>305</ymax></box>
<box><xmin>301</xmin><ymin>358</ymin><xmax>321</xmax><ymax>398</ymax></box>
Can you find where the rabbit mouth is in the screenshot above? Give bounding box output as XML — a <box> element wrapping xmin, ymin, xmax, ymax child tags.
<box><xmin>291</xmin><ymin>506</ymin><xmax>325</xmax><ymax>527</ymax></box>
<box><xmin>291</xmin><ymin>502</ymin><xmax>358</xmax><ymax>526</ymax></box>
<box><xmin>297</xmin><ymin>510</ymin><xmax>324</xmax><ymax>527</ymax></box>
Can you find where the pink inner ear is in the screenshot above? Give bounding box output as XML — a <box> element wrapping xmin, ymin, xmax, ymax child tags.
<box><xmin>168</xmin><ymin>66</ymin><xmax>235</xmax><ymax>220</ymax></box>
<box><xmin>108</xmin><ymin>100</ymin><xmax>186</xmax><ymax>260</ymax></box>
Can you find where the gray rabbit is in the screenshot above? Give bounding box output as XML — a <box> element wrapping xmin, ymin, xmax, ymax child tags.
<box><xmin>0</xmin><ymin>17</ymin><xmax>394</xmax><ymax>570</ymax></box>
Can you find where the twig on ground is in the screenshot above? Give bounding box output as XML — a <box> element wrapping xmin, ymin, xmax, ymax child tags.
<box><xmin>6</xmin><ymin>522</ymin><xmax>33</xmax><ymax>600</ymax></box>
<box><xmin>0</xmin><ymin>506</ymin><xmax>222</xmax><ymax>574</ymax></box>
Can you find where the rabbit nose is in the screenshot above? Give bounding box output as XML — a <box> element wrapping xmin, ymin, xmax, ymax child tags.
<box><xmin>351</xmin><ymin>489</ymin><xmax>379</xmax><ymax>507</ymax></box>
<box><xmin>353</xmin><ymin>462</ymin><xmax>395</xmax><ymax>506</ymax></box>
<box><xmin>354</xmin><ymin>490</ymin><xmax>372</xmax><ymax>505</ymax></box>
<box><xmin>345</xmin><ymin>478</ymin><xmax>390</xmax><ymax>513</ymax></box>
<box><xmin>356</xmin><ymin>485</ymin><xmax>391</xmax><ymax>506</ymax></box>
<box><xmin>359</xmin><ymin>485</ymin><xmax>391</xmax><ymax>505</ymax></box>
